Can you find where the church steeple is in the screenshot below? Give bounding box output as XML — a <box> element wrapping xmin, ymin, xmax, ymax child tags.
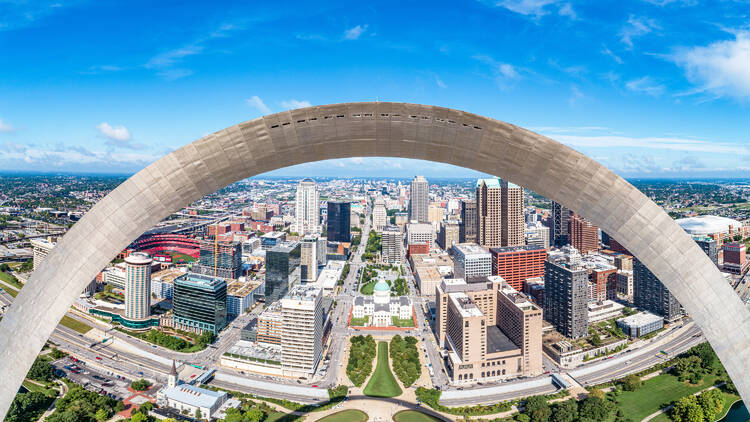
<box><xmin>168</xmin><ymin>359</ymin><xmax>178</xmax><ymax>388</ymax></box>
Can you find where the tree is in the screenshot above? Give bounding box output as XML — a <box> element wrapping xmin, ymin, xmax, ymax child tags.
<box><xmin>671</xmin><ymin>396</ymin><xmax>704</xmax><ymax>422</ymax></box>
<box><xmin>588</xmin><ymin>388</ymin><xmax>605</xmax><ymax>400</ymax></box>
<box><xmin>578</xmin><ymin>396</ymin><xmax>614</xmax><ymax>421</ymax></box>
<box><xmin>673</xmin><ymin>356</ymin><xmax>704</xmax><ymax>383</ymax></box>
<box><xmin>515</xmin><ymin>414</ymin><xmax>531</xmax><ymax>422</ymax></box>
<box><xmin>690</xmin><ymin>343</ymin><xmax>717</xmax><ymax>371</ymax></box>
<box><xmin>140</xmin><ymin>401</ymin><xmax>154</xmax><ymax>412</ymax></box>
<box><xmin>620</xmin><ymin>374</ymin><xmax>642</xmax><ymax>392</ymax></box>
<box><xmin>551</xmin><ymin>399</ymin><xmax>578</xmax><ymax>422</ymax></box>
<box><xmin>95</xmin><ymin>408</ymin><xmax>109</xmax><ymax>422</ymax></box>
<box><xmin>131</xmin><ymin>413</ymin><xmax>149</xmax><ymax>422</ymax></box>
<box><xmin>27</xmin><ymin>357</ymin><xmax>55</xmax><ymax>381</ymax></box>
<box><xmin>590</xmin><ymin>334</ymin><xmax>602</xmax><ymax>346</ymax></box>
<box><xmin>130</xmin><ymin>379</ymin><xmax>151</xmax><ymax>391</ymax></box>
<box><xmin>696</xmin><ymin>389</ymin><xmax>724</xmax><ymax>421</ymax></box>
<box><xmin>523</xmin><ymin>395</ymin><xmax>550</xmax><ymax>422</ymax></box>
<box><xmin>195</xmin><ymin>408</ymin><xmax>202</xmax><ymax>419</ymax></box>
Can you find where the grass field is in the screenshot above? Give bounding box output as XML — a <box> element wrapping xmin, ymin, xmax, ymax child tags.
<box><xmin>615</xmin><ymin>372</ymin><xmax>720</xmax><ymax>421</ymax></box>
<box><xmin>1</xmin><ymin>286</ymin><xmax>18</xmax><ymax>297</ymax></box>
<box><xmin>393</xmin><ymin>410</ymin><xmax>442</xmax><ymax>422</ymax></box>
<box><xmin>59</xmin><ymin>315</ymin><xmax>92</xmax><ymax>334</ymax></box>
<box><xmin>166</xmin><ymin>251</ymin><xmax>196</xmax><ymax>263</ymax></box>
<box><xmin>360</xmin><ymin>281</ymin><xmax>376</xmax><ymax>295</ymax></box>
<box><xmin>391</xmin><ymin>316</ymin><xmax>415</xmax><ymax>327</ymax></box>
<box><xmin>350</xmin><ymin>317</ymin><xmax>369</xmax><ymax>326</ymax></box>
<box><xmin>0</xmin><ymin>271</ymin><xmax>23</xmax><ymax>289</ymax></box>
<box><xmin>22</xmin><ymin>380</ymin><xmax>58</xmax><ymax>397</ymax></box>
<box><xmin>363</xmin><ymin>341</ymin><xmax>402</xmax><ymax>398</ymax></box>
<box><xmin>317</xmin><ymin>409</ymin><xmax>369</xmax><ymax>422</ymax></box>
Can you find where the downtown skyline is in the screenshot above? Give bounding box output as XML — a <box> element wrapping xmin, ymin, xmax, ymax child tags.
<box><xmin>0</xmin><ymin>0</ymin><xmax>749</xmax><ymax>177</ymax></box>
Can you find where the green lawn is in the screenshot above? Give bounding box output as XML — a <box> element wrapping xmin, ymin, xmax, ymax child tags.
<box><xmin>615</xmin><ymin>373</ymin><xmax>720</xmax><ymax>421</ymax></box>
<box><xmin>392</xmin><ymin>316</ymin><xmax>415</xmax><ymax>327</ymax></box>
<box><xmin>1</xmin><ymin>286</ymin><xmax>18</xmax><ymax>297</ymax></box>
<box><xmin>317</xmin><ymin>409</ymin><xmax>369</xmax><ymax>422</ymax></box>
<box><xmin>392</xmin><ymin>410</ymin><xmax>442</xmax><ymax>422</ymax></box>
<box><xmin>360</xmin><ymin>281</ymin><xmax>376</xmax><ymax>295</ymax></box>
<box><xmin>0</xmin><ymin>271</ymin><xmax>23</xmax><ymax>289</ymax></box>
<box><xmin>22</xmin><ymin>380</ymin><xmax>58</xmax><ymax>397</ymax></box>
<box><xmin>59</xmin><ymin>315</ymin><xmax>92</xmax><ymax>334</ymax></box>
<box><xmin>363</xmin><ymin>341</ymin><xmax>402</xmax><ymax>398</ymax></box>
<box><xmin>350</xmin><ymin>316</ymin><xmax>369</xmax><ymax>326</ymax></box>
<box><xmin>166</xmin><ymin>251</ymin><xmax>196</xmax><ymax>263</ymax></box>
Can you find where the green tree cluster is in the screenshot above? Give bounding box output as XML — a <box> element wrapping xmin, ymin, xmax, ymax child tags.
<box><xmin>390</xmin><ymin>335</ymin><xmax>421</xmax><ymax>387</ymax></box>
<box><xmin>346</xmin><ymin>335</ymin><xmax>376</xmax><ymax>386</ymax></box>
<box><xmin>620</xmin><ymin>374</ymin><xmax>642</xmax><ymax>392</ymax></box>
<box><xmin>131</xmin><ymin>379</ymin><xmax>152</xmax><ymax>391</ymax></box>
<box><xmin>46</xmin><ymin>384</ymin><xmax>121</xmax><ymax>422</ymax></box>
<box><xmin>6</xmin><ymin>391</ymin><xmax>54</xmax><ymax>422</ymax></box>
<box><xmin>27</xmin><ymin>357</ymin><xmax>55</xmax><ymax>382</ymax></box>
<box><xmin>672</xmin><ymin>355</ymin><xmax>706</xmax><ymax>384</ymax></box>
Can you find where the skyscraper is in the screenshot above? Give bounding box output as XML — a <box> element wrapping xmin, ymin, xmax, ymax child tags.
<box><xmin>437</xmin><ymin>220</ymin><xmax>460</xmax><ymax>251</ymax></box>
<box><xmin>300</xmin><ymin>235</ymin><xmax>319</xmax><ymax>282</ymax></box>
<box><xmin>173</xmin><ymin>273</ymin><xmax>228</xmax><ymax>334</ymax></box>
<box><xmin>490</xmin><ymin>245</ymin><xmax>547</xmax><ymax>292</ymax></box>
<box><xmin>476</xmin><ymin>178</ymin><xmax>524</xmax><ymax>248</ymax></box>
<box><xmin>265</xmin><ymin>241</ymin><xmax>301</xmax><ymax>304</ymax></box>
<box><xmin>326</xmin><ymin>200</ymin><xmax>351</xmax><ymax>243</ymax></box>
<box><xmin>569</xmin><ymin>213</ymin><xmax>599</xmax><ymax>254</ymax></box>
<box><xmin>633</xmin><ymin>259</ymin><xmax>683</xmax><ymax>322</ymax></box>
<box><xmin>551</xmin><ymin>201</ymin><xmax>572</xmax><ymax>247</ymax></box>
<box><xmin>193</xmin><ymin>239</ymin><xmax>242</xmax><ymax>279</ymax></box>
<box><xmin>544</xmin><ymin>247</ymin><xmax>589</xmax><ymax>339</ymax></box>
<box><xmin>281</xmin><ymin>285</ymin><xmax>324</xmax><ymax>378</ymax></box>
<box><xmin>693</xmin><ymin>236</ymin><xmax>718</xmax><ymax>267</ymax></box>
<box><xmin>372</xmin><ymin>198</ymin><xmax>387</xmax><ymax>232</ymax></box>
<box><xmin>459</xmin><ymin>199</ymin><xmax>477</xmax><ymax>243</ymax></box>
<box><xmin>293</xmin><ymin>178</ymin><xmax>320</xmax><ymax>235</ymax></box>
<box><xmin>381</xmin><ymin>225</ymin><xmax>402</xmax><ymax>263</ymax></box>
<box><xmin>409</xmin><ymin>176</ymin><xmax>429</xmax><ymax>223</ymax></box>
<box><xmin>125</xmin><ymin>252</ymin><xmax>152</xmax><ymax>321</ymax></box>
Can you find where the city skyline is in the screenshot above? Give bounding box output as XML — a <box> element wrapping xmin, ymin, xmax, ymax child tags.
<box><xmin>0</xmin><ymin>1</ymin><xmax>749</xmax><ymax>177</ymax></box>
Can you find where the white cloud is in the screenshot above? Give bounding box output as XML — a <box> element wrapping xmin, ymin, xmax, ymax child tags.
<box><xmin>0</xmin><ymin>119</ymin><xmax>14</xmax><ymax>133</ymax></box>
<box><xmin>671</xmin><ymin>30</ymin><xmax>750</xmax><ymax>99</ymax></box>
<box><xmin>549</xmin><ymin>133</ymin><xmax>749</xmax><ymax>155</ymax></box>
<box><xmin>601</xmin><ymin>45</ymin><xmax>623</xmax><ymax>64</ymax></box>
<box><xmin>569</xmin><ymin>85</ymin><xmax>584</xmax><ymax>106</ymax></box>
<box><xmin>473</xmin><ymin>55</ymin><xmax>522</xmax><ymax>90</ymax></box>
<box><xmin>281</xmin><ymin>99</ymin><xmax>312</xmax><ymax>109</ymax></box>
<box><xmin>344</xmin><ymin>25</ymin><xmax>368</xmax><ymax>40</ymax></box>
<box><xmin>96</xmin><ymin>122</ymin><xmax>131</xmax><ymax>142</ymax></box>
<box><xmin>146</xmin><ymin>45</ymin><xmax>204</xmax><ymax>70</ymax></box>
<box><xmin>246</xmin><ymin>96</ymin><xmax>271</xmax><ymax>114</ymax></box>
<box><xmin>435</xmin><ymin>75</ymin><xmax>447</xmax><ymax>88</ymax></box>
<box><xmin>625</xmin><ymin>76</ymin><xmax>665</xmax><ymax>96</ymax></box>
<box><xmin>494</xmin><ymin>0</ymin><xmax>560</xmax><ymax>17</ymax></box>
<box><xmin>619</xmin><ymin>15</ymin><xmax>660</xmax><ymax>48</ymax></box>
<box><xmin>558</xmin><ymin>3</ymin><xmax>577</xmax><ymax>19</ymax></box>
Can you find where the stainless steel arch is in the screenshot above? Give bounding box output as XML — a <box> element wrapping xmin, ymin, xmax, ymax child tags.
<box><xmin>1</xmin><ymin>102</ymin><xmax>748</xmax><ymax>416</ymax></box>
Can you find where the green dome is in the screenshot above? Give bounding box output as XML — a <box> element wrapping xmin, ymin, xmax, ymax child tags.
<box><xmin>374</xmin><ymin>280</ymin><xmax>390</xmax><ymax>292</ymax></box>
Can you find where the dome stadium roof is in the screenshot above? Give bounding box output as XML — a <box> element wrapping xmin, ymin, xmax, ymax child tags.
<box><xmin>676</xmin><ymin>215</ymin><xmax>744</xmax><ymax>236</ymax></box>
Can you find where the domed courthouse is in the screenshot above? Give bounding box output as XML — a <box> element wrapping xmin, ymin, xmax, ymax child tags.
<box><xmin>352</xmin><ymin>280</ymin><xmax>413</xmax><ymax>327</ymax></box>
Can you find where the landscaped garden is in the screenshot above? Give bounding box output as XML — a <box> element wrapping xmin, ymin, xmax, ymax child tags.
<box><xmin>114</xmin><ymin>326</ymin><xmax>214</xmax><ymax>352</ymax></box>
<box><xmin>346</xmin><ymin>335</ymin><xmax>376</xmax><ymax>387</ymax></box>
<box><xmin>363</xmin><ymin>341</ymin><xmax>402</xmax><ymax>398</ymax></box>
<box><xmin>390</xmin><ymin>335</ymin><xmax>421</xmax><ymax>387</ymax></box>
<box><xmin>393</xmin><ymin>410</ymin><xmax>442</xmax><ymax>422</ymax></box>
<box><xmin>58</xmin><ymin>315</ymin><xmax>92</xmax><ymax>334</ymax></box>
<box><xmin>350</xmin><ymin>316</ymin><xmax>369</xmax><ymax>326</ymax></box>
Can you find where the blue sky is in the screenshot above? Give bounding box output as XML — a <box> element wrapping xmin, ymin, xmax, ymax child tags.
<box><xmin>0</xmin><ymin>0</ymin><xmax>749</xmax><ymax>178</ymax></box>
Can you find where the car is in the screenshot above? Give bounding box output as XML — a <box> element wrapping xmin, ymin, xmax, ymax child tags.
<box><xmin>312</xmin><ymin>384</ymin><xmax>318</xmax><ymax>387</ymax></box>
<box><xmin>95</xmin><ymin>356</ymin><xmax>102</xmax><ymax>360</ymax></box>
<box><xmin>152</xmin><ymin>345</ymin><xmax>157</xmax><ymax>348</ymax></box>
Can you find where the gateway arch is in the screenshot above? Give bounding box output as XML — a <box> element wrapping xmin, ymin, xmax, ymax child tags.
<box><xmin>0</xmin><ymin>102</ymin><xmax>748</xmax><ymax>416</ymax></box>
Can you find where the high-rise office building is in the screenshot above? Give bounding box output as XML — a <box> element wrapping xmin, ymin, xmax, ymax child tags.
<box><xmin>326</xmin><ymin>201</ymin><xmax>351</xmax><ymax>243</ymax></box>
<box><xmin>633</xmin><ymin>259</ymin><xmax>683</xmax><ymax>322</ymax></box>
<box><xmin>459</xmin><ymin>199</ymin><xmax>477</xmax><ymax>243</ymax></box>
<box><xmin>265</xmin><ymin>241</ymin><xmax>301</xmax><ymax>304</ymax></box>
<box><xmin>544</xmin><ymin>247</ymin><xmax>589</xmax><ymax>339</ymax></box>
<box><xmin>497</xmin><ymin>283</ymin><xmax>543</xmax><ymax>375</ymax></box>
<box><xmin>173</xmin><ymin>273</ymin><xmax>228</xmax><ymax>334</ymax></box>
<box><xmin>381</xmin><ymin>225</ymin><xmax>402</xmax><ymax>263</ymax></box>
<box><xmin>569</xmin><ymin>213</ymin><xmax>599</xmax><ymax>254</ymax></box>
<box><xmin>490</xmin><ymin>245</ymin><xmax>547</xmax><ymax>292</ymax></box>
<box><xmin>30</xmin><ymin>237</ymin><xmax>57</xmax><ymax>272</ymax></box>
<box><xmin>193</xmin><ymin>239</ymin><xmax>242</xmax><ymax>279</ymax></box>
<box><xmin>476</xmin><ymin>178</ymin><xmax>524</xmax><ymax>248</ymax></box>
<box><xmin>722</xmin><ymin>242</ymin><xmax>748</xmax><ymax>275</ymax></box>
<box><xmin>125</xmin><ymin>252</ymin><xmax>152</xmax><ymax>321</ymax></box>
<box><xmin>525</xmin><ymin>222</ymin><xmax>550</xmax><ymax>250</ymax></box>
<box><xmin>501</xmin><ymin>181</ymin><xmax>525</xmax><ymax>247</ymax></box>
<box><xmin>409</xmin><ymin>176</ymin><xmax>429</xmax><ymax>223</ymax></box>
<box><xmin>372</xmin><ymin>198</ymin><xmax>387</xmax><ymax>232</ymax></box>
<box><xmin>280</xmin><ymin>285</ymin><xmax>323</xmax><ymax>377</ymax></box>
<box><xmin>293</xmin><ymin>178</ymin><xmax>320</xmax><ymax>235</ymax></box>
<box><xmin>551</xmin><ymin>201</ymin><xmax>572</xmax><ymax>247</ymax></box>
<box><xmin>406</xmin><ymin>222</ymin><xmax>434</xmax><ymax>249</ymax></box>
<box><xmin>300</xmin><ymin>236</ymin><xmax>319</xmax><ymax>282</ymax></box>
<box><xmin>437</xmin><ymin>220</ymin><xmax>460</xmax><ymax>251</ymax></box>
<box><xmin>453</xmin><ymin>243</ymin><xmax>492</xmax><ymax>280</ymax></box>
<box><xmin>693</xmin><ymin>236</ymin><xmax>718</xmax><ymax>267</ymax></box>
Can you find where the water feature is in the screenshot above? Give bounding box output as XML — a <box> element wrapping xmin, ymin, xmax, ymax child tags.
<box><xmin>720</xmin><ymin>400</ymin><xmax>749</xmax><ymax>422</ymax></box>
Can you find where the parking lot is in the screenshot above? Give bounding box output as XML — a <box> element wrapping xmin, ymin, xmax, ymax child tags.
<box><xmin>51</xmin><ymin>356</ymin><xmax>135</xmax><ymax>401</ymax></box>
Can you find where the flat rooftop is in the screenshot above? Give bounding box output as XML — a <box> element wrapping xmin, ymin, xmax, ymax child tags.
<box><xmin>449</xmin><ymin>292</ymin><xmax>483</xmax><ymax>318</ymax></box>
<box><xmin>453</xmin><ymin>243</ymin><xmax>490</xmax><ymax>256</ymax></box>
<box><xmin>490</xmin><ymin>245</ymin><xmax>545</xmax><ymax>254</ymax></box>
<box><xmin>486</xmin><ymin>325</ymin><xmax>520</xmax><ymax>354</ymax></box>
<box><xmin>227</xmin><ymin>281</ymin><xmax>261</xmax><ymax>297</ymax></box>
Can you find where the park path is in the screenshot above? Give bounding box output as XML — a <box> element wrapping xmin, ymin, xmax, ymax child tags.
<box><xmin>641</xmin><ymin>382</ymin><xmax>724</xmax><ymax>422</ymax></box>
<box><xmin>39</xmin><ymin>379</ymin><xmax>69</xmax><ymax>420</ymax></box>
